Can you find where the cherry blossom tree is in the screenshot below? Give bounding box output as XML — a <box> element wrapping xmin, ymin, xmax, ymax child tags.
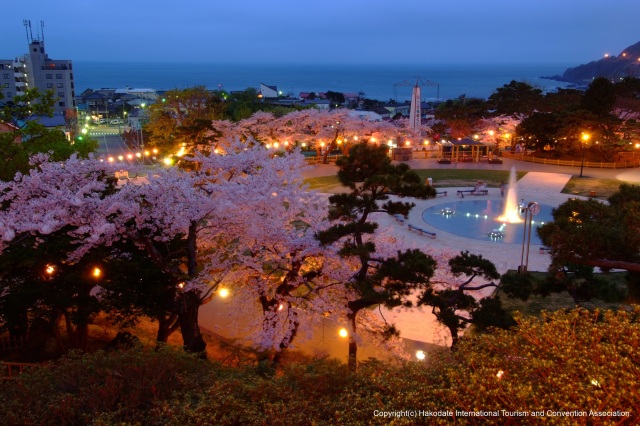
<box><xmin>0</xmin><ymin>143</ymin><xmax>353</xmax><ymax>358</ymax></box>
<box><xmin>477</xmin><ymin>115</ymin><xmax>521</xmax><ymax>149</ymax></box>
<box><xmin>208</xmin><ymin>109</ymin><xmax>399</xmax><ymax>162</ymax></box>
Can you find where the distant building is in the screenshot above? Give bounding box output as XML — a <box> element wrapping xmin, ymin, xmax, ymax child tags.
<box><xmin>259</xmin><ymin>83</ymin><xmax>279</xmax><ymax>99</ymax></box>
<box><xmin>0</xmin><ymin>20</ymin><xmax>75</xmax><ymax>116</ymax></box>
<box><xmin>348</xmin><ymin>109</ymin><xmax>383</xmax><ymax>122</ymax></box>
<box><xmin>116</xmin><ymin>88</ymin><xmax>157</xmax><ymax>101</ymax></box>
<box><xmin>301</xmin><ymin>99</ymin><xmax>331</xmax><ymax>110</ymax></box>
<box><xmin>381</xmin><ymin>102</ymin><xmax>410</xmax><ymax>118</ymax></box>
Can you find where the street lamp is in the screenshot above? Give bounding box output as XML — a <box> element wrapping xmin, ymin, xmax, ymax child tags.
<box><xmin>518</xmin><ymin>201</ymin><xmax>540</xmax><ymax>274</ymax></box>
<box><xmin>580</xmin><ymin>133</ymin><xmax>590</xmax><ymax>178</ymax></box>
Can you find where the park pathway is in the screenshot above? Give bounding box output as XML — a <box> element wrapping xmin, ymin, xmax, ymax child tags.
<box><xmin>515</xmin><ymin>172</ymin><xmax>573</xmax><ymax>194</ymax></box>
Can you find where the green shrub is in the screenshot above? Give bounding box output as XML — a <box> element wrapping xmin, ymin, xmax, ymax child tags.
<box><xmin>2</xmin><ymin>308</ymin><xmax>639</xmax><ymax>425</ymax></box>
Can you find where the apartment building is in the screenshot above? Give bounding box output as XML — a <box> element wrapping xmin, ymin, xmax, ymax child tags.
<box><xmin>0</xmin><ymin>21</ymin><xmax>75</xmax><ymax>116</ymax></box>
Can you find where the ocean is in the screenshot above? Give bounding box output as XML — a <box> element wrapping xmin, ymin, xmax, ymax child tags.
<box><xmin>73</xmin><ymin>62</ymin><xmax>572</xmax><ymax>102</ymax></box>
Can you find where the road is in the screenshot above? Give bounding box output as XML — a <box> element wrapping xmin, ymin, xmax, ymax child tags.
<box><xmin>88</xmin><ymin>126</ymin><xmax>159</xmax><ymax>164</ymax></box>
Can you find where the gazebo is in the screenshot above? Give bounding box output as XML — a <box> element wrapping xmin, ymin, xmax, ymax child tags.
<box><xmin>437</xmin><ymin>137</ymin><xmax>491</xmax><ymax>163</ymax></box>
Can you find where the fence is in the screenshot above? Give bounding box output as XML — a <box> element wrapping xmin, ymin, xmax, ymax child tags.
<box><xmin>303</xmin><ymin>151</ymin><xmax>438</xmax><ymax>163</ymax></box>
<box><xmin>0</xmin><ymin>334</ymin><xmax>27</xmax><ymax>352</ymax></box>
<box><xmin>303</xmin><ymin>155</ymin><xmax>345</xmax><ymax>164</ymax></box>
<box><xmin>501</xmin><ymin>152</ymin><xmax>640</xmax><ymax>169</ymax></box>
<box><xmin>1</xmin><ymin>362</ymin><xmax>39</xmax><ymax>380</ymax></box>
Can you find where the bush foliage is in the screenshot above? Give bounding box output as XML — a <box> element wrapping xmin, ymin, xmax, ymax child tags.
<box><xmin>1</xmin><ymin>307</ymin><xmax>639</xmax><ymax>425</ymax></box>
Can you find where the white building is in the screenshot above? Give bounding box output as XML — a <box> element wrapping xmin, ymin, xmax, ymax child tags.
<box><xmin>0</xmin><ymin>21</ymin><xmax>75</xmax><ymax>116</ymax></box>
<box><xmin>259</xmin><ymin>83</ymin><xmax>279</xmax><ymax>99</ymax></box>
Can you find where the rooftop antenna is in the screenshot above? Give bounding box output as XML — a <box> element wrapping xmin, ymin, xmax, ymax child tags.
<box><xmin>40</xmin><ymin>21</ymin><xmax>45</xmax><ymax>42</ymax></box>
<box><xmin>23</xmin><ymin>19</ymin><xmax>34</xmax><ymax>43</ymax></box>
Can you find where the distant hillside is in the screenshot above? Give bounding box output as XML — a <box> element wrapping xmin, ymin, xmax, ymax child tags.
<box><xmin>550</xmin><ymin>41</ymin><xmax>640</xmax><ymax>85</ymax></box>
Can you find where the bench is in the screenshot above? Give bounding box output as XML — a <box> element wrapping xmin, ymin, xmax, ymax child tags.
<box><xmin>539</xmin><ymin>246</ymin><xmax>552</xmax><ymax>254</ymax></box>
<box><xmin>115</xmin><ymin>170</ymin><xmax>129</xmax><ymax>180</ymax></box>
<box><xmin>436</xmin><ymin>191</ymin><xmax>447</xmax><ymax>196</ymax></box>
<box><xmin>408</xmin><ymin>224</ymin><xmax>436</xmax><ymax>239</ymax></box>
<box><xmin>437</xmin><ymin>158</ymin><xmax>451</xmax><ymax>164</ymax></box>
<box><xmin>457</xmin><ymin>189</ymin><xmax>488</xmax><ymax>198</ymax></box>
<box><xmin>393</xmin><ymin>214</ymin><xmax>405</xmax><ymax>223</ymax></box>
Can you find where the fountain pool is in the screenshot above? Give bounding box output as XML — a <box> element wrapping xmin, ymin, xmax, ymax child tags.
<box><xmin>422</xmin><ymin>199</ymin><xmax>553</xmax><ymax>244</ymax></box>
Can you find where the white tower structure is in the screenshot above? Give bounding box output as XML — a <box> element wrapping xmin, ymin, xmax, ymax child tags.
<box><xmin>393</xmin><ymin>77</ymin><xmax>439</xmax><ymax>134</ymax></box>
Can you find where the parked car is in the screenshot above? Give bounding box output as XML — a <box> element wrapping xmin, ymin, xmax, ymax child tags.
<box><xmin>110</xmin><ymin>119</ymin><xmax>122</xmax><ymax>125</ymax></box>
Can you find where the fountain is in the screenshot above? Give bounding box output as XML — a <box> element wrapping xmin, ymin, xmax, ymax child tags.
<box><xmin>497</xmin><ymin>166</ymin><xmax>522</xmax><ymax>223</ymax></box>
<box><xmin>421</xmin><ymin>166</ymin><xmax>552</xmax><ymax>244</ymax></box>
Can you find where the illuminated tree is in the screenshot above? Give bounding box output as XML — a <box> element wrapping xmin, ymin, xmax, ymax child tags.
<box><xmin>145</xmin><ymin>86</ymin><xmax>225</xmax><ymax>157</ymax></box>
<box><xmin>0</xmin><ymin>144</ymin><xmax>350</xmax><ymax>356</ymax></box>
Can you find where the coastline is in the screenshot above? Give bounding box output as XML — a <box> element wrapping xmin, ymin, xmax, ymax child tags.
<box><xmin>73</xmin><ymin>62</ymin><xmax>573</xmax><ymax>102</ymax></box>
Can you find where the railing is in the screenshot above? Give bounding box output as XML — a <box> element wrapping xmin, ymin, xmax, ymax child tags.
<box><xmin>618</xmin><ymin>151</ymin><xmax>640</xmax><ymax>159</ymax></box>
<box><xmin>303</xmin><ymin>155</ymin><xmax>345</xmax><ymax>164</ymax></box>
<box><xmin>501</xmin><ymin>152</ymin><xmax>640</xmax><ymax>169</ymax></box>
<box><xmin>1</xmin><ymin>362</ymin><xmax>39</xmax><ymax>380</ymax></box>
<box><xmin>0</xmin><ymin>334</ymin><xmax>27</xmax><ymax>352</ymax></box>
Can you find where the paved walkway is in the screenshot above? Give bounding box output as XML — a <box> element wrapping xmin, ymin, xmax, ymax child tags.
<box><xmin>515</xmin><ymin>171</ymin><xmax>573</xmax><ymax>193</ymax></box>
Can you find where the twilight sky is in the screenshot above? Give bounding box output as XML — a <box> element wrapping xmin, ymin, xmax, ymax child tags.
<box><xmin>2</xmin><ymin>0</ymin><xmax>639</xmax><ymax>65</ymax></box>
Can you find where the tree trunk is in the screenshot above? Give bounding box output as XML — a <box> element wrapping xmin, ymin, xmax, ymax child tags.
<box><xmin>75</xmin><ymin>323</ymin><xmax>89</xmax><ymax>351</ymax></box>
<box><xmin>156</xmin><ymin>313</ymin><xmax>178</xmax><ymax>343</ymax></box>
<box><xmin>272</xmin><ymin>315</ymin><xmax>300</xmax><ymax>367</ymax></box>
<box><xmin>448</xmin><ymin>325</ymin><xmax>460</xmax><ymax>348</ymax></box>
<box><xmin>321</xmin><ymin>148</ymin><xmax>331</xmax><ymax>164</ymax></box>
<box><xmin>177</xmin><ymin>290</ymin><xmax>206</xmax><ymax>356</ymax></box>
<box><xmin>347</xmin><ymin>311</ymin><xmax>358</xmax><ymax>371</ymax></box>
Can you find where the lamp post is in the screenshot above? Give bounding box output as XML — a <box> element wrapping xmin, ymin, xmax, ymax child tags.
<box><xmin>518</xmin><ymin>201</ymin><xmax>540</xmax><ymax>274</ymax></box>
<box><xmin>579</xmin><ymin>133</ymin><xmax>590</xmax><ymax>178</ymax></box>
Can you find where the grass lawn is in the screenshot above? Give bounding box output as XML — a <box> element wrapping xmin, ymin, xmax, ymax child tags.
<box><xmin>412</xmin><ymin>169</ymin><xmax>526</xmax><ymax>188</ymax></box>
<box><xmin>304</xmin><ymin>169</ymin><xmax>528</xmax><ymax>193</ymax></box>
<box><xmin>562</xmin><ymin>176</ymin><xmax>633</xmax><ymax>200</ymax></box>
<box><xmin>304</xmin><ymin>175</ymin><xmax>345</xmax><ymax>192</ymax></box>
<box><xmin>304</xmin><ymin>169</ymin><xmax>640</xmax><ymax>198</ymax></box>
